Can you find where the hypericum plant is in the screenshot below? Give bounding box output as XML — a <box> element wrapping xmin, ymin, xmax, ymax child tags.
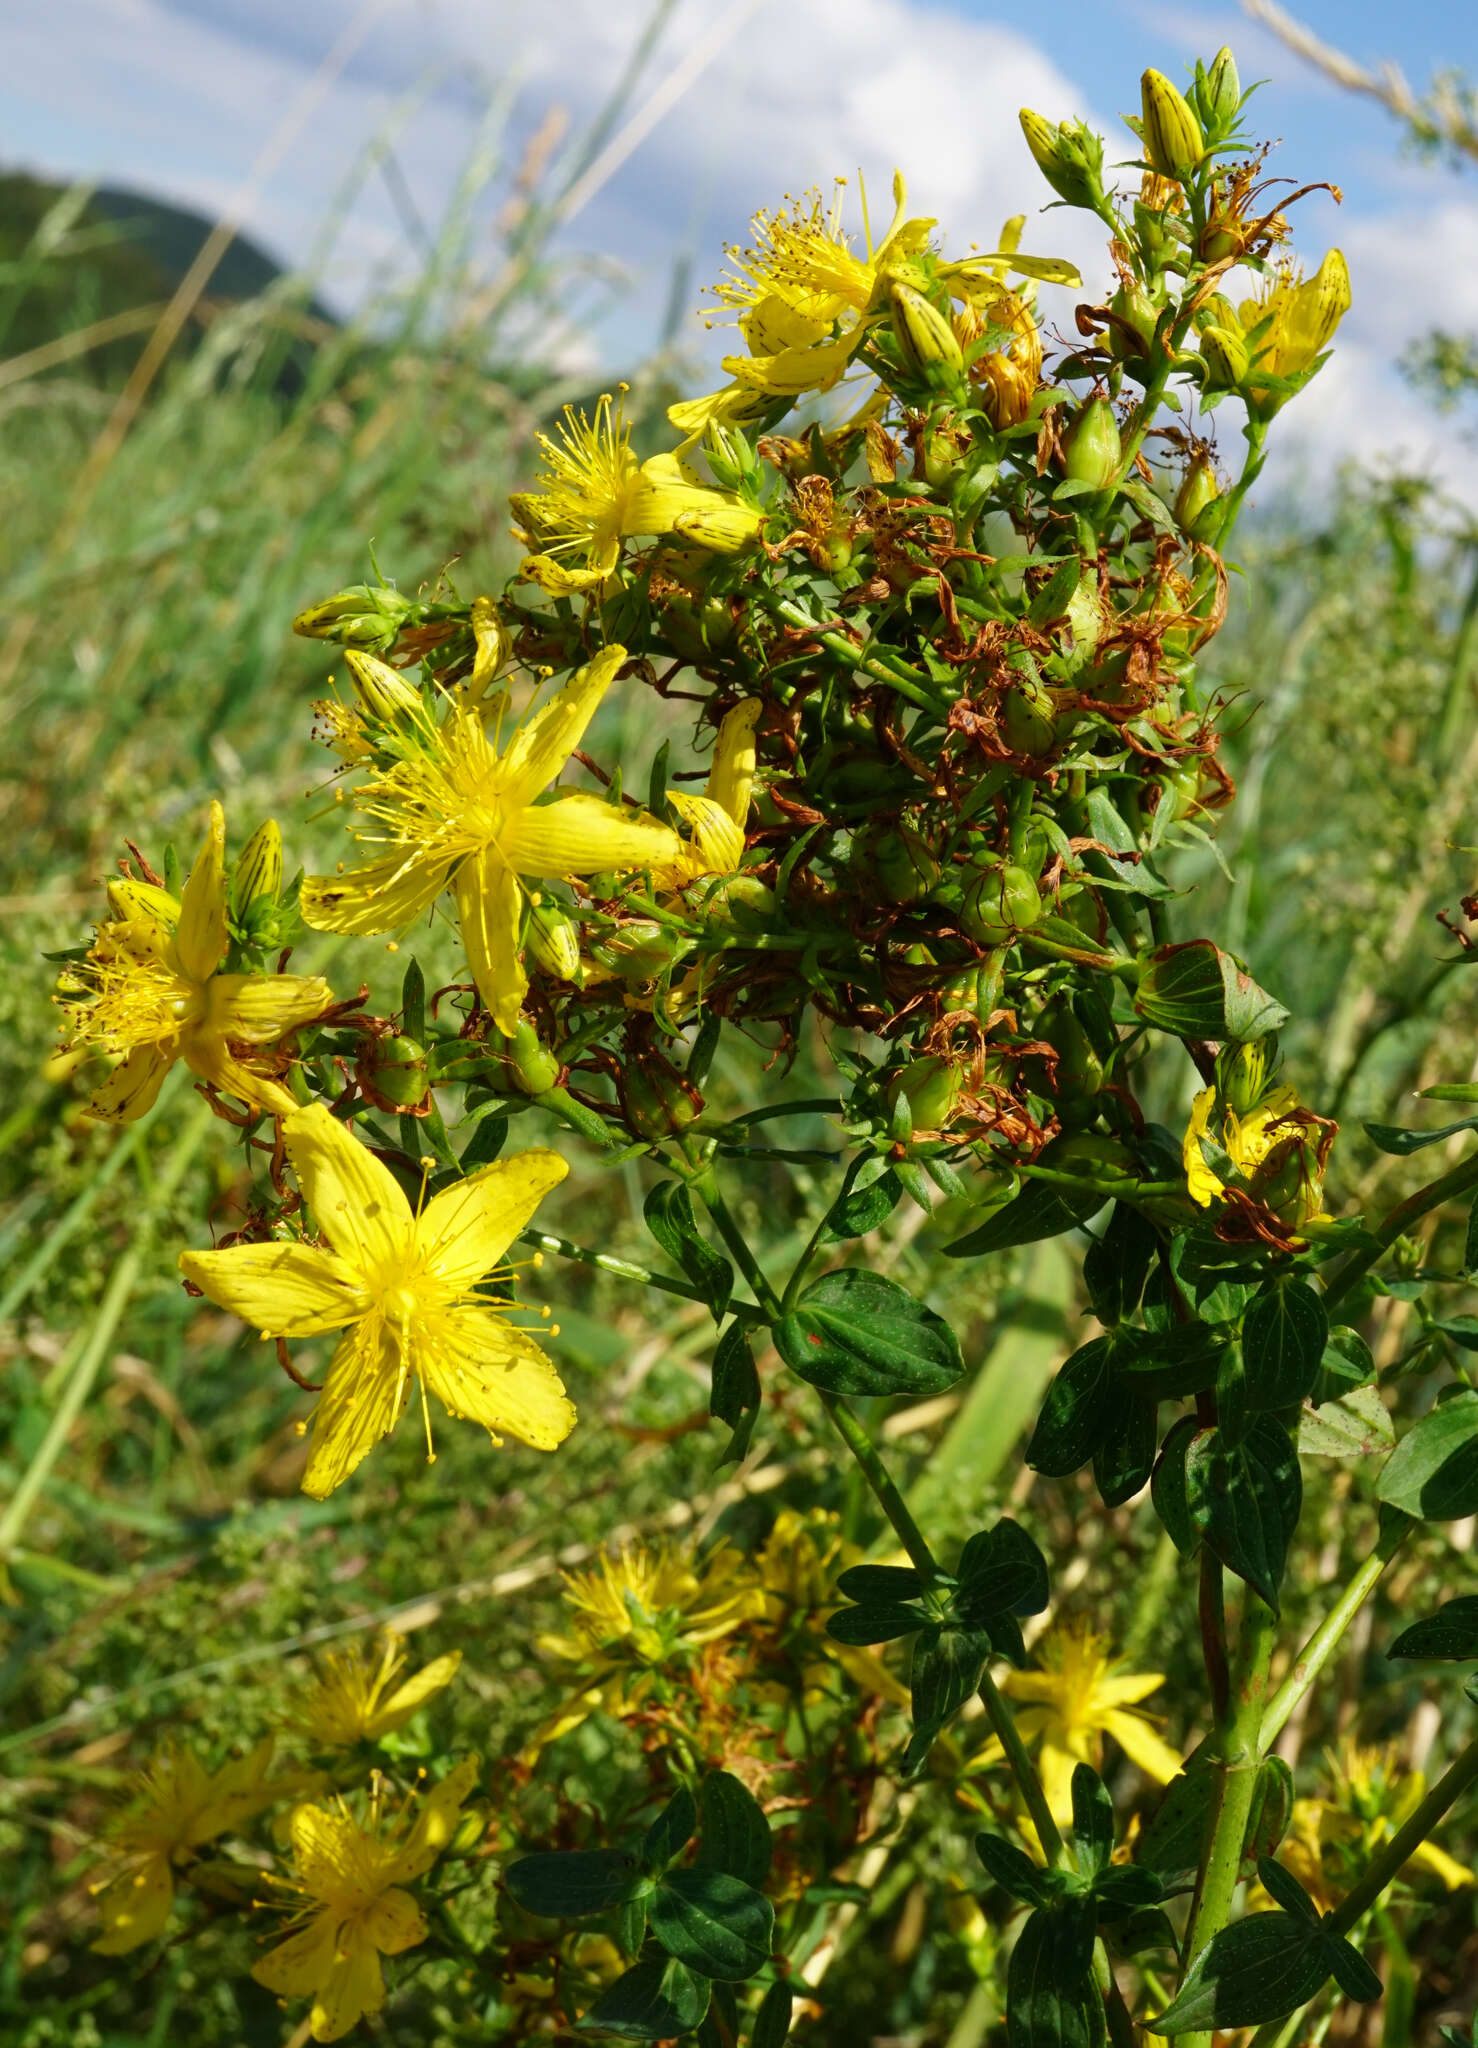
<box><xmin>62</xmin><ymin>43</ymin><xmax>1478</xmax><ymax>2045</ymax></box>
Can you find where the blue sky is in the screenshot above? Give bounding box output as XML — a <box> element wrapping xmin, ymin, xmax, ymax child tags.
<box><xmin>4</xmin><ymin>0</ymin><xmax>1476</xmax><ymax>495</ymax></box>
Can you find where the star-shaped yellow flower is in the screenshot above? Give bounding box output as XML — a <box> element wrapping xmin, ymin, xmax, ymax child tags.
<box><xmin>252</xmin><ymin>1760</ymin><xmax>477</xmax><ymax>2043</ymax></box>
<box><xmin>295</xmin><ymin>1634</ymin><xmax>462</xmax><ymax>1749</ymax></box>
<box><xmin>58</xmin><ymin>802</ymin><xmax>332</xmax><ymax>1121</ymax></box>
<box><xmin>91</xmin><ymin>1737</ymin><xmax>296</xmax><ymax>1953</ymax></box>
<box><xmin>299</xmin><ymin>644</ymin><xmax>683</xmax><ymax>1034</ymax></box>
<box><xmin>179</xmin><ymin>1104</ymin><xmax>574</xmax><ymax>1498</ymax></box>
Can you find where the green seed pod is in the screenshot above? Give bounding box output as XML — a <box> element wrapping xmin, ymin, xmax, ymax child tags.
<box><xmin>500</xmin><ymin>1020</ymin><xmax>561</xmax><ymax>1097</ymax></box>
<box><xmin>890</xmin><ymin>283</ymin><xmax>966</xmax><ymax>388</ymax></box>
<box><xmin>1140</xmin><ymin>68</ymin><xmax>1205</xmax><ymax>182</ymax></box>
<box><xmin>939</xmin><ymin>956</ymin><xmax>1005</xmax><ymax>1021</ymax></box>
<box><xmin>960</xmin><ymin>862</ymin><xmax>1042</xmax><ymax>945</ymax></box>
<box><xmin>359</xmin><ymin>1034</ymin><xmax>429</xmax><ymax>1113</ymax></box>
<box><xmin>867</xmin><ymin>824</ymin><xmax>940</xmax><ymax>905</ymax></box>
<box><xmin>591</xmin><ymin>919</ymin><xmax>688</xmax><ymax>981</ymax></box>
<box><xmin>1174</xmin><ymin>457</ymin><xmax>1222</xmax><ymax>541</ymax></box>
<box><xmin>1002</xmin><ymin>676</ymin><xmax>1059</xmax><ymax>756</ymax></box>
<box><xmin>525</xmin><ymin>898</ymin><xmax>582</xmax><ymax>981</ymax></box>
<box><xmin>887</xmin><ymin>1055</ymin><xmax>964</xmax><ymax>1133</ymax></box>
<box><xmin>1062</xmin><ymin>398</ymin><xmax>1122</xmax><ymax>490</ymax></box>
<box><xmin>1107</xmin><ymin>283</ymin><xmax>1158</xmax><ymax>363</ymax></box>
<box><xmin>701</xmin><ymin>874</ymin><xmax>776</xmax><ymax>927</ymax></box>
<box><xmin>622</xmin><ymin>1055</ymin><xmax>701</xmax><ymax>1141</ymax></box>
<box><xmin>1038</xmin><ymin>997</ymin><xmax>1105</xmax><ymax>1111</ymax></box>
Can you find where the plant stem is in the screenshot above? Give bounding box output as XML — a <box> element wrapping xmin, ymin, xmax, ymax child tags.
<box><xmin>1180</xmin><ymin>1590</ymin><xmax>1280</xmax><ymax>2043</ymax></box>
<box><xmin>978</xmin><ymin>1664</ymin><xmax>1066</xmax><ymax>1867</ymax></box>
<box><xmin>532</xmin><ymin>1083</ymin><xmax>627</xmax><ymax>1151</ymax></box>
<box><xmin>1322</xmin><ymin>1150</ymin><xmax>1478</xmax><ymax>1318</ymax></box>
<box><xmin>516</xmin><ymin>1226</ymin><xmax>765</xmax><ymax>1322</ymax></box>
<box><xmin>1325</xmin><ymin>1732</ymin><xmax>1478</xmax><ymax>1935</ymax></box>
<box><xmin>1258</xmin><ymin>1513</ymin><xmax>1412</xmax><ymax>1751</ymax></box>
<box><xmin>0</xmin><ymin>1099</ymin><xmax>212</xmax><ymax>1566</ymax></box>
<box><xmin>692</xmin><ymin>1170</ymin><xmax>784</xmax><ymax>1318</ymax></box>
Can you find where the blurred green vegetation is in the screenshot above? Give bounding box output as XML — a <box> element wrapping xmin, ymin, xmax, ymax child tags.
<box><xmin>5</xmin><ymin>73</ymin><xmax>1478</xmax><ymax>2048</ymax></box>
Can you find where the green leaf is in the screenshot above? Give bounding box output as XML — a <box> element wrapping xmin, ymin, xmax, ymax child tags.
<box><xmin>1377</xmin><ymin>1388</ymin><xmax>1478</xmax><ymax>1520</ymax></box>
<box><xmin>696</xmin><ymin>1982</ymin><xmax>739</xmax><ymax>2048</ymax></box>
<box><xmin>824</xmin><ymin>1168</ymin><xmax>903</xmax><ymax>1241</ymax></box>
<box><xmin>835</xmin><ymin>1563</ymin><xmax>928</xmax><ymax>1602</ymax></box>
<box><xmin>1027</xmin><ymin>1338</ymin><xmax>1115</xmax><ymax>1476</ymax></box>
<box><xmin>752</xmin><ymin>1982</ymin><xmax>793</xmax><ymax>2048</ymax></box>
<box><xmin>976</xmin><ymin>1831</ymin><xmax>1055</xmax><ymax>1906</ymax></box>
<box><xmin>505</xmin><ymin>1849</ymin><xmax>642</xmax><ymax>1919</ymax></box>
<box><xmin>1242</xmin><ymin>1280</ymin><xmax>1327</xmax><ymax>1410</ymax></box>
<box><xmin>1006</xmin><ymin>1902</ymin><xmax>1101</xmax><ymax>2048</ymax></box>
<box><xmin>709</xmin><ymin>1321</ymin><xmax>761</xmax><ymax>1465</ymax></box>
<box><xmin>644</xmin><ymin>1181</ymin><xmax>733</xmax><ymax>1319</ymax></box>
<box><xmin>400</xmin><ymin>955</ymin><xmax>426</xmax><ymax>1042</ymax></box>
<box><xmin>1070</xmin><ymin>1765</ymin><xmax>1114</xmax><ymax>1876</ymax></box>
<box><xmin>1388</xmin><ymin>1593</ymin><xmax>1478</xmax><ymax>1660</ymax></box>
<box><xmin>1151</xmin><ymin>1913</ymin><xmax>1330</xmax><ymax>2032</ymax></box>
<box><xmin>944</xmin><ymin>1176</ymin><xmax>1105</xmax><ymax>1257</ymax></box>
<box><xmin>1111</xmin><ymin>1322</ymin><xmax>1223</xmax><ymax>1399</ymax></box>
<box><xmin>1083</xmin><ymin>1202</ymin><xmax>1157</xmax><ymax>1326</ymax></box>
<box><xmin>1138</xmin><ymin>1755</ymin><xmax>1289</xmax><ymax>1883</ymax></box>
<box><xmin>1093</xmin><ymin>1390</ymin><xmax>1157</xmax><ymax>1508</ymax></box>
<box><xmin>1256</xmin><ymin>1856</ymin><xmax>1320</xmax><ymax>1923</ymax></box>
<box><xmin>905</xmin><ymin>1625</ymin><xmax>995</xmax><ymax>1772</ymax></box>
<box><xmin>1325</xmin><ymin>1933</ymin><xmax>1384</xmax><ymax>2003</ymax></box>
<box><xmin>1310</xmin><ymin>1325</ymin><xmax>1375</xmax><ymax>1406</ymax></box>
<box><xmin>1092</xmin><ymin>1865</ymin><xmax>1165</xmax><ymax>1917</ymax></box>
<box><xmin>642</xmin><ymin>1787</ymin><xmax>697</xmax><ymax>1872</ymax></box>
<box><xmin>459</xmin><ymin>1112</ymin><xmax>508</xmax><ymax>1172</ymax></box>
<box><xmin>1150</xmin><ymin>1415</ymin><xmax>1200</xmax><ymax>1557</ymax></box>
<box><xmin>773</xmin><ymin>1269</ymin><xmax>964</xmax><ymax>1398</ymax></box>
<box><xmin>1427</xmin><ymin>1314</ymin><xmax>1478</xmax><ymax>1353</ymax></box>
<box><xmin>955</xmin><ymin>1518</ymin><xmax>1050</xmax><ymax>1625</ymax></box>
<box><xmin>1133</xmin><ymin>940</ymin><xmax>1288</xmax><ymax>1043</ymax></box>
<box><xmin>696</xmin><ymin>1771</ymin><xmax>772</xmax><ymax>1889</ymax></box>
<box><xmin>1170</xmin><ymin>1233</ymin><xmax>1259</xmax><ymax>1324</ymax></box>
<box><xmin>1185</xmin><ymin>1417</ymin><xmax>1301</xmax><ymax>1611</ymax></box>
<box><xmin>1363</xmin><ymin>1115</ymin><xmax>1478</xmax><ymax>1155</ymax></box>
<box><xmin>649</xmin><ymin>1870</ymin><xmax>774</xmax><ymax>1982</ymax></box>
<box><xmin>826</xmin><ymin>1601</ymin><xmax>928</xmax><ymax>1645</ymax></box>
<box><xmin>1465</xmin><ymin>1190</ymin><xmax>1478</xmax><ymax>1274</ymax></box>
<box><xmin>1298</xmin><ymin>1382</ymin><xmax>1393</xmax><ymax>1458</ymax></box>
<box><xmin>579</xmin><ymin>1955</ymin><xmax>712</xmax><ymax>2037</ymax></box>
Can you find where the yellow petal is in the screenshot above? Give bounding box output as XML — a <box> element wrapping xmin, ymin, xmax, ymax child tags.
<box><xmin>420</xmin><ymin>1306</ymin><xmax>576</xmax><ymax>1452</ymax></box>
<box><xmin>518</xmin><ymin>553</ymin><xmax>616</xmax><ymax>596</ymax></box>
<box><xmin>88</xmin><ymin>1045</ymin><xmax>171</xmax><ymax>1123</ymax></box>
<box><xmin>192</xmin><ymin>1735</ymin><xmax>280</xmax><ymax>1839</ymax></box>
<box><xmin>1039</xmin><ymin>1738</ymin><xmax>1088</xmax><ymax>1824</ymax></box>
<box><xmin>179</xmin><ymin>1242</ymin><xmax>366</xmax><ymax>1338</ymax></box>
<box><xmin>1102</xmin><ymin>1709</ymin><xmax>1183</xmax><ymax>1786</ymax></box>
<box><xmin>504</xmin><ymin>790</ymin><xmax>684</xmax><ymax>879</ymax></box>
<box><xmin>416</xmin><ymin>1149</ymin><xmax>569</xmax><ymax>1289</ymax></box>
<box><xmin>708</xmin><ymin>700</ymin><xmax>761</xmax><ymax>823</ymax></box>
<box><xmin>362</xmin><ymin>1886</ymin><xmax>428</xmax><ymax>1956</ymax></box>
<box><xmin>210</xmin><ymin>973</ymin><xmax>332</xmax><ymax>1044</ymax></box>
<box><xmin>180</xmin><ymin>1035</ymin><xmax>297</xmax><ymax>1120</ymax></box>
<box><xmin>376</xmin><ymin>1651</ymin><xmax>462</xmax><ymax>1733</ymax></box>
<box><xmin>290</xmin><ymin>1802</ymin><xmax>366</xmax><ymax>1897</ymax></box>
<box><xmin>666</xmin><ymin>384</ymin><xmax>772</xmax><ymax>441</ymax></box>
<box><xmin>1094</xmin><ymin>1670</ymin><xmax>1166</xmax><ymax>1709</ymax></box>
<box><xmin>311</xmin><ymin>1938</ymin><xmax>385</xmax><ymax>2042</ymax></box>
<box><xmin>1182</xmin><ymin>1086</ymin><xmax>1220</xmax><ymax>1207</ymax></box>
<box><xmin>667</xmin><ymin>794</ymin><xmax>745</xmax><ymax>879</ymax></box>
<box><xmin>301</xmin><ymin>1320</ymin><xmax>409</xmax><ymax>1500</ymax></box>
<box><xmin>251</xmin><ymin>1912</ymin><xmax>339</xmax><ymax>1997</ymax></box>
<box><xmin>174</xmin><ymin>800</ymin><xmax>227</xmax><ymax>983</ymax></box>
<box><xmin>284</xmin><ymin>1104</ymin><xmax>412</xmax><ymax>1270</ymax></box>
<box><xmin>1406</xmin><ymin>1837</ymin><xmax>1474</xmax><ymax>1889</ymax></box>
<box><xmin>721</xmin><ymin>334</ymin><xmax>856</xmax><ymax>395</ymax></box>
<box><xmin>391</xmin><ymin>1757</ymin><xmax>480</xmax><ymax>1883</ymax></box>
<box><xmin>300</xmin><ymin>850</ymin><xmax>450</xmax><ymax>936</ymax></box>
<box><xmin>453</xmin><ymin>847</ymin><xmax>526</xmax><ymax>1036</ymax></box>
<box><xmin>91</xmin><ymin>1853</ymin><xmax>174</xmax><ymax>1953</ymax></box>
<box><xmin>499</xmin><ymin>646</ymin><xmax>627</xmax><ymax>805</ymax></box>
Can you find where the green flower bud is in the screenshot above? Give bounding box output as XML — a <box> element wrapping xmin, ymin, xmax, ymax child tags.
<box><xmin>1173</xmin><ymin>456</ymin><xmax>1221</xmax><ymax>541</ymax></box>
<box><xmin>960</xmin><ymin>862</ymin><xmax>1042</xmax><ymax>945</ymax></box>
<box><xmin>1140</xmin><ymin>68</ymin><xmax>1205</xmax><ymax>182</ymax></box>
<box><xmin>345</xmin><ymin>648</ymin><xmax>422</xmax><ymax>721</ymax></box>
<box><xmin>526</xmin><ymin>898</ymin><xmax>582</xmax><ymax>981</ymax></box>
<box><xmin>701</xmin><ymin>874</ymin><xmax>776</xmax><ymax>928</ymax></box>
<box><xmin>890</xmin><ymin>283</ymin><xmax>966</xmax><ymax>388</ymax></box>
<box><xmin>1108</xmin><ymin>284</ymin><xmax>1158</xmax><ymax>363</ymax></box>
<box><xmin>1199</xmin><ymin>324</ymin><xmax>1250</xmax><ymax>392</ymax></box>
<box><xmin>866</xmin><ymin>824</ymin><xmax>940</xmax><ymax>905</ymax></box>
<box><xmin>622</xmin><ymin>1053</ymin><xmax>701</xmax><ymax>1141</ymax></box>
<box><xmin>591</xmin><ymin>920</ymin><xmax>689</xmax><ymax>982</ymax></box>
<box><xmin>1001</xmin><ymin>675</ymin><xmax>1059</xmax><ymax>756</ymax></box>
<box><xmin>358</xmin><ymin>1034</ymin><xmax>429</xmax><ymax>1113</ymax></box>
<box><xmin>888</xmin><ymin>1055</ymin><xmax>964</xmax><ymax>1133</ymax></box>
<box><xmin>500</xmin><ymin>1020</ymin><xmax>561</xmax><ymax>1097</ymax></box>
<box><xmin>231</xmin><ymin>819</ymin><xmax>282</xmax><ymax>917</ymax></box>
<box><xmin>1202</xmin><ymin>46</ymin><xmax>1241</xmax><ymax>134</ymax></box>
<box><xmin>1019</xmin><ymin>109</ymin><xmax>1106</xmax><ymax>212</ymax></box>
<box><xmin>1062</xmin><ymin>398</ymin><xmax>1122</xmax><ymax>490</ymax></box>
<box><xmin>292</xmin><ymin>582</ymin><xmax>414</xmax><ymax>652</ymax></box>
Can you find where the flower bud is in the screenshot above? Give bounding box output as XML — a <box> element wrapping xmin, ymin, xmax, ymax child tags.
<box><xmin>1107</xmin><ymin>284</ymin><xmax>1158</xmax><ymax>363</ymax></box>
<box><xmin>345</xmin><ymin>648</ymin><xmax>422</xmax><ymax>721</ymax></box>
<box><xmin>1174</xmin><ymin>456</ymin><xmax>1221</xmax><ymax>541</ymax></box>
<box><xmin>1140</xmin><ymin>69</ymin><xmax>1205</xmax><ymax>183</ymax></box>
<box><xmin>939</xmin><ymin>957</ymin><xmax>1004</xmax><ymax>1022</ymax></box>
<box><xmin>960</xmin><ymin>863</ymin><xmax>1042</xmax><ymax>945</ymax></box>
<box><xmin>887</xmin><ymin>1055</ymin><xmax>964</xmax><ymax>1134</ymax></box>
<box><xmin>1199</xmin><ymin>323</ymin><xmax>1249</xmax><ymax>393</ymax></box>
<box><xmin>590</xmin><ymin>920</ymin><xmax>689</xmax><ymax>982</ymax></box>
<box><xmin>358</xmin><ymin>1034</ymin><xmax>429</xmax><ymax>1113</ymax></box>
<box><xmin>1202</xmin><ymin>47</ymin><xmax>1241</xmax><ymax>134</ymax></box>
<box><xmin>1062</xmin><ymin>398</ymin><xmax>1122</xmax><ymax>490</ymax></box>
<box><xmin>232</xmin><ymin>819</ymin><xmax>283</xmax><ymax>917</ymax></box>
<box><xmin>467</xmin><ymin>595</ymin><xmax>509</xmax><ymax>702</ymax></box>
<box><xmin>1019</xmin><ymin>110</ymin><xmax>1106</xmax><ymax>212</ymax></box>
<box><xmin>621</xmin><ymin>1049</ymin><xmax>701</xmax><ymax>1141</ymax></box>
<box><xmin>106</xmin><ymin>875</ymin><xmax>178</xmax><ymax>929</ymax></box>
<box><xmin>525</xmin><ymin>898</ymin><xmax>582</xmax><ymax>981</ymax></box>
<box><xmin>292</xmin><ymin>582</ymin><xmax>413</xmax><ymax>652</ymax></box>
<box><xmin>1001</xmin><ymin>676</ymin><xmax>1059</xmax><ymax>756</ymax></box>
<box><xmin>890</xmin><ymin>284</ymin><xmax>966</xmax><ymax>388</ymax></box>
<box><xmin>865</xmin><ymin>824</ymin><xmax>940</xmax><ymax>905</ymax></box>
<box><xmin>1214</xmin><ymin>1038</ymin><xmax>1274</xmax><ymax>1118</ymax></box>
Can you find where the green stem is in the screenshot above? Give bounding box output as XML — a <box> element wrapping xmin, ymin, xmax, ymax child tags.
<box><xmin>0</xmin><ymin>1099</ymin><xmax>212</xmax><ymax>1565</ymax></box>
<box><xmin>532</xmin><ymin>1084</ymin><xmax>627</xmax><ymax>1151</ymax></box>
<box><xmin>978</xmin><ymin>1664</ymin><xmax>1066</xmax><ymax>1867</ymax></box>
<box><xmin>1258</xmin><ymin>1513</ymin><xmax>1412</xmax><ymax>1752</ymax></box>
<box><xmin>1325</xmin><ymin>1732</ymin><xmax>1478</xmax><ymax>1936</ymax></box>
<box><xmin>517</xmin><ymin>1227</ymin><xmax>765</xmax><ymax>1322</ymax></box>
<box><xmin>1181</xmin><ymin>1590</ymin><xmax>1279</xmax><ymax>2041</ymax></box>
<box><xmin>692</xmin><ymin>1171</ymin><xmax>784</xmax><ymax>1318</ymax></box>
<box><xmin>1322</xmin><ymin>1151</ymin><xmax>1478</xmax><ymax>1318</ymax></box>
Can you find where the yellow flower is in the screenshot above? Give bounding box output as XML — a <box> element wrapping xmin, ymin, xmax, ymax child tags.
<box><xmin>511</xmin><ymin>393</ymin><xmax>762</xmax><ymax>593</ymax></box>
<box><xmin>300</xmin><ymin>644</ymin><xmax>683</xmax><ymax>1034</ymax></box>
<box><xmin>976</xmin><ymin>1623</ymin><xmax>1181</xmax><ymax>1823</ymax></box>
<box><xmin>295</xmin><ymin>1634</ymin><xmax>462</xmax><ymax>1748</ymax></box>
<box><xmin>1240</xmin><ymin>250</ymin><xmax>1350</xmax><ymax>384</ymax></box>
<box><xmin>753</xmin><ymin>1507</ymin><xmax>910</xmax><ymax>1709</ymax></box>
<box><xmin>91</xmin><ymin>1737</ymin><xmax>292</xmax><ymax>1953</ymax></box>
<box><xmin>58</xmin><ymin>802</ymin><xmax>332</xmax><ymax>1122</ymax></box>
<box><xmin>253</xmin><ymin>1760</ymin><xmax>477</xmax><ymax>2043</ymax></box>
<box><xmin>655</xmin><ymin>699</ymin><xmax>762</xmax><ymax>889</ymax></box>
<box><xmin>1266</xmin><ymin>1741</ymin><xmax>1473</xmax><ymax>1916</ymax></box>
<box><xmin>179</xmin><ymin>1103</ymin><xmax>574</xmax><ymax>1499</ymax></box>
<box><xmin>1182</xmin><ymin>1082</ymin><xmax>1301</xmax><ymax>1208</ymax></box>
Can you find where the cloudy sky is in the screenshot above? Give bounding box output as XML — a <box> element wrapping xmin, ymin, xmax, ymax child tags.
<box><xmin>4</xmin><ymin>0</ymin><xmax>1477</xmax><ymax>500</ymax></box>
